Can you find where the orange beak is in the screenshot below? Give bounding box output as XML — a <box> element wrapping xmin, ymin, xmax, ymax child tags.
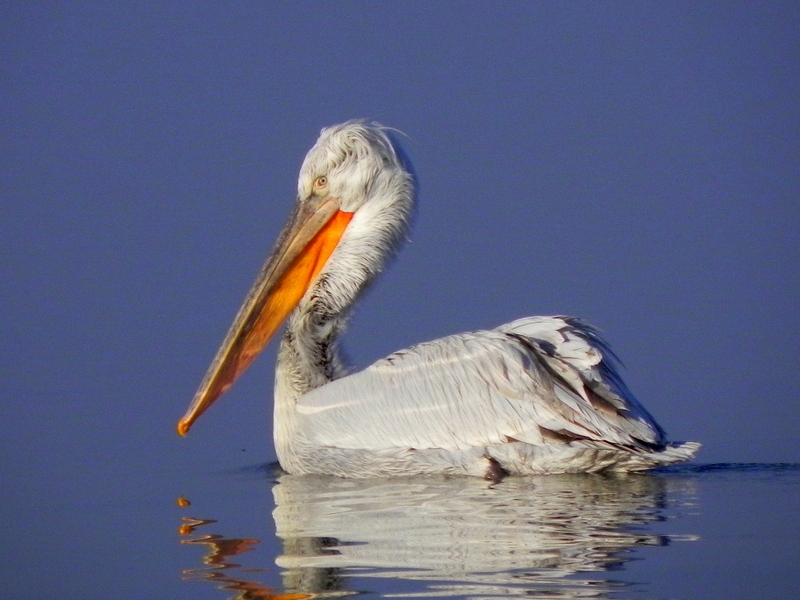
<box><xmin>178</xmin><ymin>195</ymin><xmax>354</xmax><ymax>435</ymax></box>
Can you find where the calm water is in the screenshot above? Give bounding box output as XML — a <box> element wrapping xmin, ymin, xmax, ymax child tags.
<box><xmin>6</xmin><ymin>460</ymin><xmax>796</xmax><ymax>599</ymax></box>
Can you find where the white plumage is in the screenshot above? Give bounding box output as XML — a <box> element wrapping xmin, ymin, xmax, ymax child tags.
<box><xmin>179</xmin><ymin>120</ymin><xmax>699</xmax><ymax>479</ymax></box>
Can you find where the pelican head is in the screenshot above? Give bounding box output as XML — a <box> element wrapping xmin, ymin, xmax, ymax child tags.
<box><xmin>179</xmin><ymin>121</ymin><xmax>415</xmax><ymax>435</ymax></box>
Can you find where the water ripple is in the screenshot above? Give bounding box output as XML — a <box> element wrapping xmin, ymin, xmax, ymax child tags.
<box><xmin>271</xmin><ymin>473</ymin><xmax>698</xmax><ymax>598</ymax></box>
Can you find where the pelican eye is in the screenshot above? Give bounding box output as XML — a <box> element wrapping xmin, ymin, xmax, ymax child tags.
<box><xmin>313</xmin><ymin>175</ymin><xmax>328</xmax><ymax>194</ymax></box>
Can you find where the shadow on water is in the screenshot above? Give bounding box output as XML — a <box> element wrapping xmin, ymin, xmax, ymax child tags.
<box><xmin>176</xmin><ymin>464</ymin><xmax>724</xmax><ymax>599</ymax></box>
<box><xmin>657</xmin><ymin>462</ymin><xmax>800</xmax><ymax>475</ymax></box>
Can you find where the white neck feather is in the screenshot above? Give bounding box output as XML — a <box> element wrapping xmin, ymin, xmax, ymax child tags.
<box><xmin>275</xmin><ymin>160</ymin><xmax>414</xmax><ymax>406</ymax></box>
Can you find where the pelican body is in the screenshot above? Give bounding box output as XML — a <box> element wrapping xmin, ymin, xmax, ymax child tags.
<box><xmin>179</xmin><ymin>121</ymin><xmax>699</xmax><ymax>478</ymax></box>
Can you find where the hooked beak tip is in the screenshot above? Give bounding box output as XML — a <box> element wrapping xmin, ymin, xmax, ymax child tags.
<box><xmin>177</xmin><ymin>419</ymin><xmax>191</xmax><ymax>437</ymax></box>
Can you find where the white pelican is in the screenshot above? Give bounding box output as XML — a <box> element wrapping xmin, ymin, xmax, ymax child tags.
<box><xmin>178</xmin><ymin>120</ymin><xmax>699</xmax><ymax>479</ymax></box>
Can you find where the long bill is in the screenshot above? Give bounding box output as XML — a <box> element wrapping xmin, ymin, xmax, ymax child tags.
<box><xmin>178</xmin><ymin>195</ymin><xmax>354</xmax><ymax>435</ymax></box>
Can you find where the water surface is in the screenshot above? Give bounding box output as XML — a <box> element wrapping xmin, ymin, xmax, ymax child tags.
<box><xmin>173</xmin><ymin>464</ymin><xmax>800</xmax><ymax>599</ymax></box>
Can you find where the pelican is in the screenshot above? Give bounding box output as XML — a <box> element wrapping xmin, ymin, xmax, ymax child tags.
<box><xmin>178</xmin><ymin>120</ymin><xmax>699</xmax><ymax>479</ymax></box>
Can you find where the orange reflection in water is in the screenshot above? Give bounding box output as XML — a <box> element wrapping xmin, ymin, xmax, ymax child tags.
<box><xmin>178</xmin><ymin>498</ymin><xmax>310</xmax><ymax>600</ymax></box>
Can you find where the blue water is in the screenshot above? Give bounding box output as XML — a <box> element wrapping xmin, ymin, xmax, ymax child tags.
<box><xmin>3</xmin><ymin>458</ymin><xmax>798</xmax><ymax>599</ymax></box>
<box><xmin>21</xmin><ymin>461</ymin><xmax>793</xmax><ymax>600</ymax></box>
<box><xmin>176</xmin><ymin>463</ymin><xmax>800</xmax><ymax>600</ymax></box>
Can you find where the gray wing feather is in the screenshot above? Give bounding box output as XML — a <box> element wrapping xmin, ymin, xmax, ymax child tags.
<box><xmin>296</xmin><ymin>316</ymin><xmax>667</xmax><ymax>453</ymax></box>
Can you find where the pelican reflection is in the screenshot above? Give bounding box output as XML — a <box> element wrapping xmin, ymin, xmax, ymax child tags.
<box><xmin>180</xmin><ymin>472</ymin><xmax>697</xmax><ymax>599</ymax></box>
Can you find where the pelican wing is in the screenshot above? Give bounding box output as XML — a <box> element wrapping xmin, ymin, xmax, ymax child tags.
<box><xmin>296</xmin><ymin>316</ymin><xmax>667</xmax><ymax>453</ymax></box>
